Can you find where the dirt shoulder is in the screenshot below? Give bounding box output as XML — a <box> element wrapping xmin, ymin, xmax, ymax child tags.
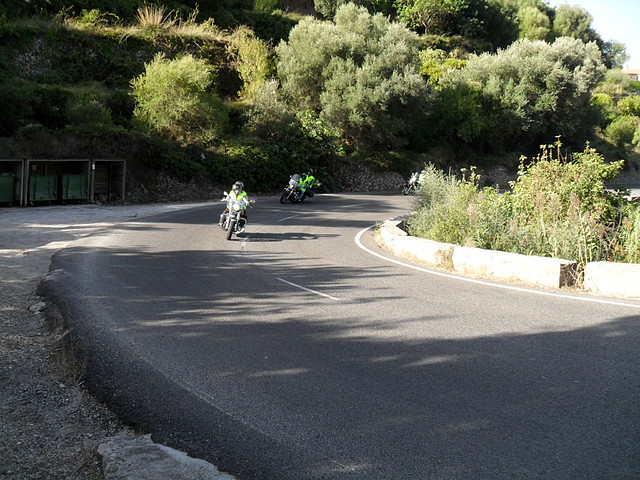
<box><xmin>0</xmin><ymin>202</ymin><xmax>214</xmax><ymax>479</ymax></box>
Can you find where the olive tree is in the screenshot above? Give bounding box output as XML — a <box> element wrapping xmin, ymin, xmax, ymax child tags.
<box><xmin>517</xmin><ymin>6</ymin><xmax>551</xmax><ymax>40</ymax></box>
<box><xmin>552</xmin><ymin>4</ymin><xmax>596</xmax><ymax>42</ymax></box>
<box><xmin>276</xmin><ymin>3</ymin><xmax>430</xmax><ymax>150</ymax></box>
<box><xmin>440</xmin><ymin>37</ymin><xmax>606</xmax><ymax>151</ymax></box>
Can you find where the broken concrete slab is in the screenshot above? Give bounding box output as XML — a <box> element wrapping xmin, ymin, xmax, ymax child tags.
<box><xmin>98</xmin><ymin>435</ymin><xmax>236</xmax><ymax>480</ymax></box>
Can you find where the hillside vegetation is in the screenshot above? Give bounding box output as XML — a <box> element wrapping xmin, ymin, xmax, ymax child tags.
<box><xmin>1</xmin><ymin>1</ymin><xmax>639</xmax><ymax>218</ymax></box>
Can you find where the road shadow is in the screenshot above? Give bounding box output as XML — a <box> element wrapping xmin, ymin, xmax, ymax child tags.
<box><xmin>39</xmin><ymin>243</ymin><xmax>640</xmax><ymax>480</ymax></box>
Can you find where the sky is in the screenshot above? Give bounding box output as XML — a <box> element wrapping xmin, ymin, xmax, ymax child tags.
<box><xmin>546</xmin><ymin>0</ymin><xmax>640</xmax><ymax>69</ymax></box>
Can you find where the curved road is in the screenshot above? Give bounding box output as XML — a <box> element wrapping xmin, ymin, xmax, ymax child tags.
<box><xmin>42</xmin><ymin>193</ymin><xmax>640</xmax><ymax>479</ymax></box>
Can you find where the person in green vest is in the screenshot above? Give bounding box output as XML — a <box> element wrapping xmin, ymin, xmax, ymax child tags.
<box><xmin>219</xmin><ymin>181</ymin><xmax>251</xmax><ymax>226</ymax></box>
<box><xmin>297</xmin><ymin>169</ymin><xmax>319</xmax><ymax>201</ymax></box>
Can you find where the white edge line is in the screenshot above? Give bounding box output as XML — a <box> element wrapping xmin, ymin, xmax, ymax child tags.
<box><xmin>355</xmin><ymin>225</ymin><xmax>640</xmax><ymax>310</ymax></box>
<box><xmin>277</xmin><ymin>277</ymin><xmax>340</xmax><ymax>301</ymax></box>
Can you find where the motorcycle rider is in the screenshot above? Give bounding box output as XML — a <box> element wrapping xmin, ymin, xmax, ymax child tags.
<box><xmin>297</xmin><ymin>169</ymin><xmax>318</xmax><ymax>200</ymax></box>
<box><xmin>417</xmin><ymin>169</ymin><xmax>427</xmax><ymax>188</ymax></box>
<box><xmin>219</xmin><ymin>181</ymin><xmax>251</xmax><ymax>226</ymax></box>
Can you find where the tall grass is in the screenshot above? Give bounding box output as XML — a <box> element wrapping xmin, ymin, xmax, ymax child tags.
<box><xmin>611</xmin><ymin>202</ymin><xmax>640</xmax><ymax>263</ymax></box>
<box><xmin>135</xmin><ymin>5</ymin><xmax>175</xmax><ymax>30</ymax></box>
<box><xmin>407</xmin><ymin>145</ymin><xmax>638</xmax><ymax>281</ymax></box>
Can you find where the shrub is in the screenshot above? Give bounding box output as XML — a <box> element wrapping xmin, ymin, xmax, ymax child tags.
<box><xmin>254</xmin><ymin>0</ymin><xmax>282</xmax><ymax>13</ymax></box>
<box><xmin>441</xmin><ymin>37</ymin><xmax>606</xmax><ymax>151</ymax></box>
<box><xmin>611</xmin><ymin>203</ymin><xmax>640</xmax><ymax>263</ymax></box>
<box><xmin>276</xmin><ymin>3</ymin><xmax>430</xmax><ymax>150</ymax></box>
<box><xmin>244</xmin><ymin>79</ymin><xmax>295</xmax><ymax>140</ymax></box>
<box><xmin>407</xmin><ymin>163</ymin><xmax>465</xmax><ymax>242</ymax></box>
<box><xmin>65</xmin><ymin>95</ymin><xmax>112</xmax><ymax>127</ymax></box>
<box><xmin>510</xmin><ymin>143</ymin><xmax>623</xmax><ymax>225</ymax></box>
<box><xmin>407</xmin><ymin>143</ymin><xmax>632</xmax><ymax>276</ymax></box>
<box><xmin>227</xmin><ymin>26</ymin><xmax>273</xmax><ymax>100</ymax></box>
<box><xmin>130</xmin><ymin>53</ymin><xmax>228</xmax><ymax>146</ymax></box>
<box><xmin>617</xmin><ymin>95</ymin><xmax>640</xmax><ymax>117</ymax></box>
<box><xmin>605</xmin><ymin>116</ymin><xmax>639</xmax><ymax>147</ymax></box>
<box><xmin>590</xmin><ymin>92</ymin><xmax>616</xmax><ymax>125</ymax></box>
<box><xmin>205</xmin><ymin>144</ymin><xmax>296</xmax><ymax>191</ymax></box>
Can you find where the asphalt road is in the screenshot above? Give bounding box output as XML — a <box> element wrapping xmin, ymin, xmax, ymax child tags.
<box><xmin>41</xmin><ymin>192</ymin><xmax>640</xmax><ymax>480</ymax></box>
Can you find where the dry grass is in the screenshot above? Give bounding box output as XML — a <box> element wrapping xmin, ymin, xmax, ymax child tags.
<box><xmin>135</xmin><ymin>5</ymin><xmax>176</xmax><ymax>29</ymax></box>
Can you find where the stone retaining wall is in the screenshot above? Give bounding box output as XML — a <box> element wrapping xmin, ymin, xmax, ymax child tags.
<box><xmin>377</xmin><ymin>220</ymin><xmax>640</xmax><ymax>297</ymax></box>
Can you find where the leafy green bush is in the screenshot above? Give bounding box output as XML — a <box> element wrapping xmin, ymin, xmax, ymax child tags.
<box><xmin>105</xmin><ymin>88</ymin><xmax>135</xmax><ymax>126</ymax></box>
<box><xmin>605</xmin><ymin>116</ymin><xmax>639</xmax><ymax>147</ymax></box>
<box><xmin>407</xmin><ymin>144</ymin><xmax>633</xmax><ymax>276</ymax></box>
<box><xmin>276</xmin><ymin>3</ymin><xmax>430</xmax><ymax>150</ymax></box>
<box><xmin>590</xmin><ymin>92</ymin><xmax>616</xmax><ymax>125</ymax></box>
<box><xmin>134</xmin><ymin>135</ymin><xmax>201</xmax><ymax>180</ymax></box>
<box><xmin>419</xmin><ymin>49</ymin><xmax>466</xmax><ymax>85</ymax></box>
<box><xmin>244</xmin><ymin>79</ymin><xmax>294</xmax><ymax>139</ymax></box>
<box><xmin>617</xmin><ymin>95</ymin><xmax>640</xmax><ymax>117</ymax></box>
<box><xmin>510</xmin><ymin>143</ymin><xmax>623</xmax><ymax>225</ymax></box>
<box><xmin>0</xmin><ymin>82</ymin><xmax>75</xmax><ymax>134</ymax></box>
<box><xmin>130</xmin><ymin>53</ymin><xmax>228</xmax><ymax>145</ymax></box>
<box><xmin>205</xmin><ymin>144</ymin><xmax>298</xmax><ymax>191</ymax></box>
<box><xmin>65</xmin><ymin>95</ymin><xmax>112</xmax><ymax>126</ymax></box>
<box><xmin>254</xmin><ymin>0</ymin><xmax>282</xmax><ymax>13</ymax></box>
<box><xmin>441</xmin><ymin>37</ymin><xmax>606</xmax><ymax>151</ymax></box>
<box><xmin>407</xmin><ymin>163</ymin><xmax>466</xmax><ymax>243</ymax></box>
<box><xmin>227</xmin><ymin>26</ymin><xmax>273</xmax><ymax>99</ymax></box>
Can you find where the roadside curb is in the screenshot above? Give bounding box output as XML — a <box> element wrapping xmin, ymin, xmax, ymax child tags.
<box><xmin>98</xmin><ymin>435</ymin><xmax>236</xmax><ymax>480</ymax></box>
<box><xmin>376</xmin><ymin>219</ymin><xmax>640</xmax><ymax>298</ymax></box>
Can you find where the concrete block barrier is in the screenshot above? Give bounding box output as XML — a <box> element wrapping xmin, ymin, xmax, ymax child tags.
<box><xmin>376</xmin><ymin>220</ymin><xmax>577</xmax><ymax>289</ymax></box>
<box><xmin>584</xmin><ymin>262</ymin><xmax>640</xmax><ymax>298</ymax></box>
<box><xmin>377</xmin><ymin>222</ymin><xmax>455</xmax><ymax>268</ymax></box>
<box><xmin>452</xmin><ymin>246</ymin><xmax>576</xmax><ymax>288</ymax></box>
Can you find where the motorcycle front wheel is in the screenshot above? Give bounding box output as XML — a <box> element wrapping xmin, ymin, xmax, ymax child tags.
<box><xmin>280</xmin><ymin>189</ymin><xmax>290</xmax><ymax>204</ymax></box>
<box><xmin>226</xmin><ymin>219</ymin><xmax>235</xmax><ymax>240</ymax></box>
<box><xmin>402</xmin><ymin>186</ymin><xmax>411</xmax><ymax>195</ymax></box>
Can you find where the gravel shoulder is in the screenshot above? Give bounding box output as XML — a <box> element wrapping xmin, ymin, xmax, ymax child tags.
<box><xmin>0</xmin><ymin>202</ymin><xmax>214</xmax><ymax>479</ymax></box>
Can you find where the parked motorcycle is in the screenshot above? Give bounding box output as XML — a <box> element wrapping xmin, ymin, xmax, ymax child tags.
<box><xmin>219</xmin><ymin>192</ymin><xmax>254</xmax><ymax>240</ymax></box>
<box><xmin>402</xmin><ymin>172</ymin><xmax>420</xmax><ymax>195</ymax></box>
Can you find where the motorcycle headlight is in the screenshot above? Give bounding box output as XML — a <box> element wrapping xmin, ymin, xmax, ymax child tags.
<box><xmin>232</xmin><ymin>204</ymin><xmax>241</xmax><ymax>212</ymax></box>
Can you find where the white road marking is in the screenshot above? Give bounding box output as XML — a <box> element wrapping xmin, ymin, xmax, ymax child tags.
<box><xmin>276</xmin><ymin>277</ymin><xmax>340</xmax><ymax>301</ymax></box>
<box><xmin>277</xmin><ymin>215</ymin><xmax>302</xmax><ymax>223</ymax></box>
<box><xmin>355</xmin><ymin>225</ymin><xmax>640</xmax><ymax>310</ymax></box>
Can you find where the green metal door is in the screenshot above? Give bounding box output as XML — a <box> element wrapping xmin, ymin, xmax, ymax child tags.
<box><xmin>0</xmin><ymin>173</ymin><xmax>15</xmax><ymax>204</ymax></box>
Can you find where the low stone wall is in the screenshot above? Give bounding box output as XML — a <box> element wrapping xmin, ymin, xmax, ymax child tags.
<box><xmin>584</xmin><ymin>262</ymin><xmax>640</xmax><ymax>298</ymax></box>
<box><xmin>377</xmin><ymin>223</ymin><xmax>455</xmax><ymax>269</ymax></box>
<box><xmin>451</xmin><ymin>245</ymin><xmax>576</xmax><ymax>288</ymax></box>
<box><xmin>377</xmin><ymin>220</ymin><xmax>577</xmax><ymax>288</ymax></box>
<box><xmin>334</xmin><ymin>162</ymin><xmax>640</xmax><ymax>194</ymax></box>
<box><xmin>334</xmin><ymin>163</ymin><xmax>405</xmax><ymax>191</ymax></box>
<box><xmin>376</xmin><ymin>220</ymin><xmax>640</xmax><ymax>296</ymax></box>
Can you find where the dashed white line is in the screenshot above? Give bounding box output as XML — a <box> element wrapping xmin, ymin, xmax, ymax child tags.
<box><xmin>276</xmin><ymin>277</ymin><xmax>340</xmax><ymax>301</ymax></box>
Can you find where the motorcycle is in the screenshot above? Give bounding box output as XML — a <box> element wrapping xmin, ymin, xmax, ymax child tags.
<box><xmin>280</xmin><ymin>174</ymin><xmax>303</xmax><ymax>203</ymax></box>
<box><xmin>219</xmin><ymin>192</ymin><xmax>254</xmax><ymax>240</ymax></box>
<box><xmin>402</xmin><ymin>172</ymin><xmax>420</xmax><ymax>195</ymax></box>
<box><xmin>279</xmin><ymin>173</ymin><xmax>320</xmax><ymax>203</ymax></box>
